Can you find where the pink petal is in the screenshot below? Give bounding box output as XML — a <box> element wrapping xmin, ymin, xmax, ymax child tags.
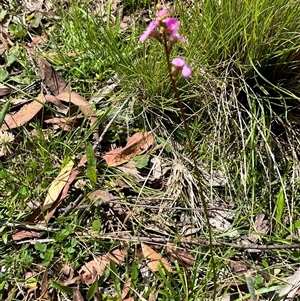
<box><xmin>156</xmin><ymin>9</ymin><xmax>169</xmax><ymax>18</ymax></box>
<box><xmin>182</xmin><ymin>64</ymin><xmax>192</xmax><ymax>78</ymax></box>
<box><xmin>165</xmin><ymin>18</ymin><xmax>180</xmax><ymax>32</ymax></box>
<box><xmin>171</xmin><ymin>32</ymin><xmax>186</xmax><ymax>42</ymax></box>
<box><xmin>139</xmin><ymin>21</ymin><xmax>159</xmax><ymax>42</ymax></box>
<box><xmin>139</xmin><ymin>31</ymin><xmax>150</xmax><ymax>42</ymax></box>
<box><xmin>149</xmin><ymin>20</ymin><xmax>159</xmax><ymax>31</ymax></box>
<box><xmin>172</xmin><ymin>57</ymin><xmax>186</xmax><ymax>67</ymax></box>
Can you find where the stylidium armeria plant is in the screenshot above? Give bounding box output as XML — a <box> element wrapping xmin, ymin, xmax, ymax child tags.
<box><xmin>140</xmin><ymin>6</ymin><xmax>217</xmax><ymax>298</ymax></box>
<box><xmin>139</xmin><ymin>8</ymin><xmax>192</xmax><ymax>79</ymax></box>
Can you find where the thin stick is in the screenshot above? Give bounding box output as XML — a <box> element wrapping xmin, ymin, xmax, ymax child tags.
<box><xmin>1</xmin><ymin>222</ymin><xmax>58</xmax><ymax>232</ymax></box>
<box><xmin>93</xmin><ymin>94</ymin><xmax>131</xmax><ymax>150</ymax></box>
<box><xmin>61</xmin><ymin>194</ymin><xmax>83</xmax><ymax>216</ymax></box>
<box><xmin>74</xmin><ymin>197</ymin><xmax>233</xmax><ymax>213</ymax></box>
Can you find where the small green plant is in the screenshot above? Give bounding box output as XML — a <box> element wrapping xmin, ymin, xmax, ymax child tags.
<box><xmin>34</xmin><ymin>242</ymin><xmax>55</xmax><ymax>267</ymax></box>
<box><xmin>86</xmin><ymin>142</ymin><xmax>97</xmax><ymax>187</ymax></box>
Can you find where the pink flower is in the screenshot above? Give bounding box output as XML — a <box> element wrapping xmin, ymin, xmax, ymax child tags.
<box><xmin>172</xmin><ymin>57</ymin><xmax>192</xmax><ymax>78</ymax></box>
<box><xmin>139</xmin><ymin>8</ymin><xmax>186</xmax><ymax>44</ymax></box>
<box><xmin>139</xmin><ymin>20</ymin><xmax>159</xmax><ymax>42</ymax></box>
<box><xmin>165</xmin><ymin>18</ymin><xmax>186</xmax><ymax>42</ymax></box>
<box><xmin>156</xmin><ymin>9</ymin><xmax>169</xmax><ymax>18</ymax></box>
<box><xmin>165</xmin><ymin>18</ymin><xmax>179</xmax><ymax>32</ymax></box>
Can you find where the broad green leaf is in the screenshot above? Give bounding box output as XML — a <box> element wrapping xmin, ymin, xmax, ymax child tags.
<box><xmin>0</xmin><ymin>10</ymin><xmax>7</xmax><ymax>22</ymax></box>
<box><xmin>10</xmin><ymin>75</ymin><xmax>31</xmax><ymax>84</ymax></box>
<box><xmin>0</xmin><ymin>100</ymin><xmax>11</xmax><ymax>127</ymax></box>
<box><xmin>6</xmin><ymin>44</ymin><xmax>19</xmax><ymax>67</ymax></box>
<box><xmin>92</xmin><ymin>219</ymin><xmax>101</xmax><ymax>232</ymax></box>
<box><xmin>275</xmin><ymin>186</ymin><xmax>284</xmax><ymax>233</ymax></box>
<box><xmin>87</xmin><ymin>166</ymin><xmax>97</xmax><ymax>187</ymax></box>
<box><xmin>86</xmin><ymin>142</ymin><xmax>97</xmax><ymax>167</ymax></box>
<box><xmin>70</xmin><ymin>238</ymin><xmax>77</xmax><ymax>247</ymax></box>
<box><xmin>0</xmin><ymin>68</ymin><xmax>9</xmax><ymax>82</ymax></box>
<box><xmin>34</xmin><ymin>242</ymin><xmax>47</xmax><ymax>252</ymax></box>
<box><xmin>131</xmin><ymin>261</ymin><xmax>139</xmax><ymax>287</ymax></box>
<box><xmin>86</xmin><ymin>279</ymin><xmax>99</xmax><ymax>301</ymax></box>
<box><xmin>50</xmin><ymin>280</ymin><xmax>73</xmax><ymax>294</ymax></box>
<box><xmin>55</xmin><ymin>228</ymin><xmax>70</xmax><ymax>242</ymax></box>
<box><xmin>86</xmin><ymin>142</ymin><xmax>97</xmax><ymax>186</ymax></box>
<box><xmin>164</xmin><ymin>143</ymin><xmax>172</xmax><ymax>153</ymax></box>
<box><xmin>2</xmin><ymin>233</ymin><xmax>8</xmax><ymax>244</ymax></box>
<box><xmin>26</xmin><ymin>277</ymin><xmax>38</xmax><ymax>289</ymax></box>
<box><xmin>134</xmin><ymin>154</ymin><xmax>150</xmax><ymax>169</ymax></box>
<box><xmin>67</xmin><ymin>247</ymin><xmax>76</xmax><ymax>253</ymax></box>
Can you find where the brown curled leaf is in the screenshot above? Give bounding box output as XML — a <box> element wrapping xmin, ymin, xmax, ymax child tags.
<box><xmin>55</xmin><ymin>91</ymin><xmax>99</xmax><ymax>141</ymax></box>
<box><xmin>141</xmin><ymin>243</ymin><xmax>172</xmax><ymax>273</ymax></box>
<box><xmin>78</xmin><ymin>249</ymin><xmax>127</xmax><ymax>284</ymax></box>
<box><xmin>44</xmin><ymin>115</ymin><xmax>84</xmax><ymax>131</ymax></box>
<box><xmin>38</xmin><ymin>57</ymin><xmax>69</xmax><ymax>95</ymax></box>
<box><xmin>1</xmin><ymin>92</ymin><xmax>46</xmax><ymax>130</ymax></box>
<box><xmin>103</xmin><ymin>132</ymin><xmax>154</xmax><ymax>167</ymax></box>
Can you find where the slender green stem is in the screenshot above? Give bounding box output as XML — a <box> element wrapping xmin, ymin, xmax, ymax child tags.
<box><xmin>163</xmin><ymin>32</ymin><xmax>217</xmax><ymax>300</ymax></box>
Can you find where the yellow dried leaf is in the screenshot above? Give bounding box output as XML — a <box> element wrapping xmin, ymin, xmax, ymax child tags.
<box><xmin>42</xmin><ymin>160</ymin><xmax>74</xmax><ymax>211</ymax></box>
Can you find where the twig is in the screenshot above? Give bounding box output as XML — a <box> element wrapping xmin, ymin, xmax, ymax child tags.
<box><xmin>15</xmin><ymin>238</ymin><xmax>55</xmax><ymax>245</ymax></box>
<box><xmin>1</xmin><ymin>222</ymin><xmax>59</xmax><ymax>232</ymax></box>
<box><xmin>61</xmin><ymin>194</ymin><xmax>83</xmax><ymax>216</ymax></box>
<box><xmin>93</xmin><ymin>94</ymin><xmax>131</xmax><ymax>150</ymax></box>
<box><xmin>75</xmin><ymin>197</ymin><xmax>233</xmax><ymax>213</ymax></box>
